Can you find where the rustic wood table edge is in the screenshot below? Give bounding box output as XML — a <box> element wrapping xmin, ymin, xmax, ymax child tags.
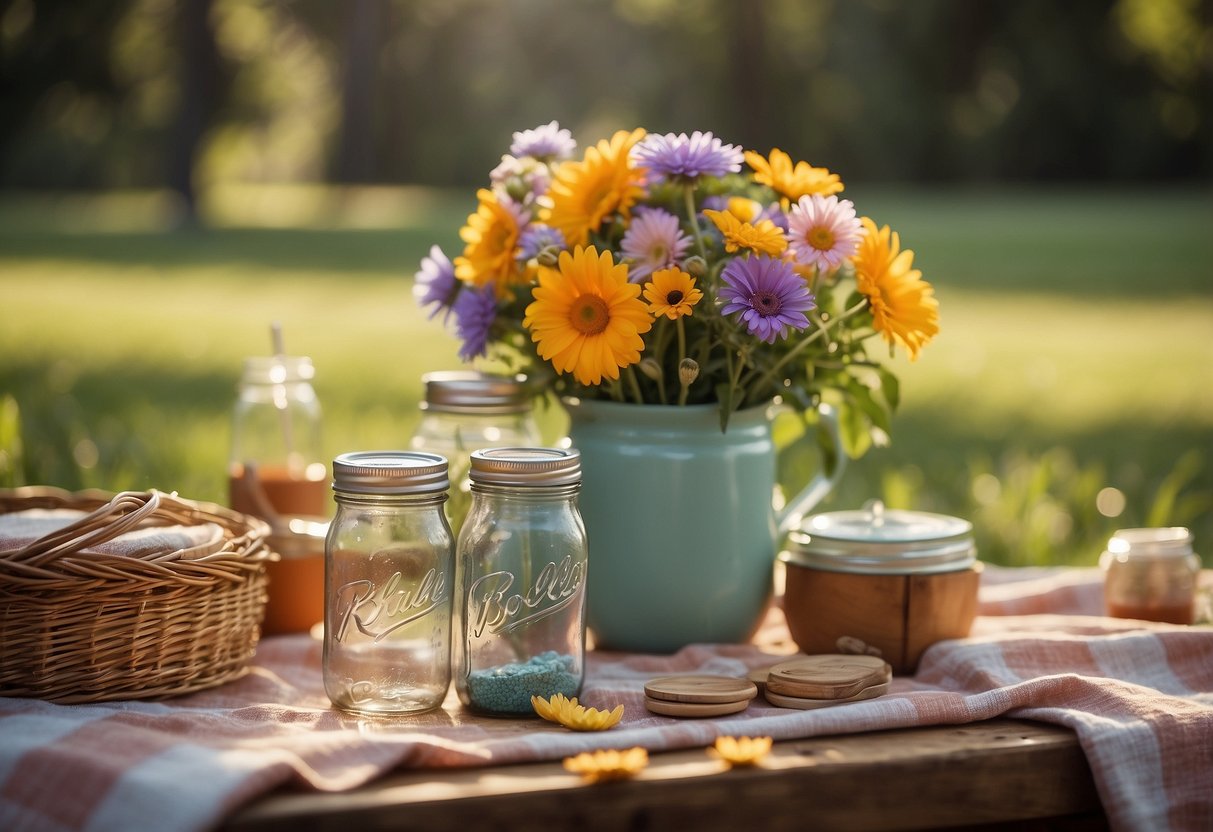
<box><xmin>223</xmin><ymin>717</ymin><xmax>1106</xmax><ymax>832</ymax></box>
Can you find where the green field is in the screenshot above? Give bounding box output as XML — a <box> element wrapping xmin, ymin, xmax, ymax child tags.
<box><xmin>1</xmin><ymin>186</ymin><xmax>1210</xmax><ymax>566</ymax></box>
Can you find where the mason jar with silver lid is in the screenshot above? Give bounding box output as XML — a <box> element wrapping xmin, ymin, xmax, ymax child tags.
<box><xmin>784</xmin><ymin>500</ymin><xmax>977</xmax><ymax>575</ymax></box>
<box><xmin>779</xmin><ymin>501</ymin><xmax>981</xmax><ymax>674</ymax></box>
<box><xmin>1101</xmin><ymin>527</ymin><xmax>1199</xmax><ymax>625</ymax></box>
<box><xmin>452</xmin><ymin>447</ymin><xmax>587</xmax><ymax>716</ymax></box>
<box><xmin>410</xmin><ymin>372</ymin><xmax>542</xmax><ymax>532</ymax></box>
<box><xmin>323</xmin><ymin>450</ymin><xmax>455</xmax><ymax>715</ymax></box>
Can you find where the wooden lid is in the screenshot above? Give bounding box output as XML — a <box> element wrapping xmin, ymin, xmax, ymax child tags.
<box><xmin>766</xmin><ymin>655</ymin><xmax>891</xmax><ymax>700</ymax></box>
<box><xmin>644</xmin><ymin>696</ymin><xmax>752</xmax><ymax>718</ymax></box>
<box><xmin>764</xmin><ymin>681</ymin><xmax>890</xmax><ymax>710</ymax></box>
<box><xmin>644</xmin><ymin>675</ymin><xmax>758</xmax><ymax>705</ymax></box>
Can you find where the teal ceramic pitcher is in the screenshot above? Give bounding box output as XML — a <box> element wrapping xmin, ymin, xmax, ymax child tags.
<box><xmin>564</xmin><ymin>398</ymin><xmax>844</xmax><ymax>653</ymax></box>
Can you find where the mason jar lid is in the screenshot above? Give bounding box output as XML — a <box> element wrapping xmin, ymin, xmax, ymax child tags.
<box><xmin>421</xmin><ymin>371</ymin><xmax>533</xmax><ymax>415</ymax></box>
<box><xmin>782</xmin><ymin>500</ymin><xmax>976</xmax><ymax>575</ymax></box>
<box><xmin>1106</xmin><ymin>527</ymin><xmax>1194</xmax><ymax>559</ymax></box>
<box><xmin>468</xmin><ymin>447</ymin><xmax>581</xmax><ymax>487</ymax></box>
<box><xmin>242</xmin><ymin>356</ymin><xmax>315</xmax><ymax>384</ymax></box>
<box><xmin>332</xmin><ymin>450</ymin><xmax>449</xmax><ymax>495</ymax></box>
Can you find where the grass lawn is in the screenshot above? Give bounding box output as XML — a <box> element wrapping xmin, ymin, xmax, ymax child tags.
<box><xmin>1</xmin><ymin>185</ymin><xmax>1210</xmax><ymax>566</ymax></box>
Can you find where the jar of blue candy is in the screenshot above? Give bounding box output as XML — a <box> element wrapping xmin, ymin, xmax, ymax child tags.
<box><xmin>453</xmin><ymin>447</ymin><xmax>586</xmax><ymax>716</ymax></box>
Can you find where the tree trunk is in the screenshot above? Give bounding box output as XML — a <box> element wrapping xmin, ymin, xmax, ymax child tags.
<box><xmin>170</xmin><ymin>0</ymin><xmax>221</xmax><ymax>224</ymax></box>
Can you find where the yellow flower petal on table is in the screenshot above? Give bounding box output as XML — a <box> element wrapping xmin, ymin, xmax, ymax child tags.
<box><xmin>532</xmin><ymin>693</ymin><xmax>625</xmax><ymax>731</ymax></box>
<box><xmin>710</xmin><ymin>735</ymin><xmax>773</xmax><ymax>766</ymax></box>
<box><xmin>563</xmin><ymin>748</ymin><xmax>649</xmax><ymax>782</ymax></box>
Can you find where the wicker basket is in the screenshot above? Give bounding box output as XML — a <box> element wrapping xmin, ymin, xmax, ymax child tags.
<box><xmin>0</xmin><ymin>487</ymin><xmax>273</xmax><ymax>703</ymax></box>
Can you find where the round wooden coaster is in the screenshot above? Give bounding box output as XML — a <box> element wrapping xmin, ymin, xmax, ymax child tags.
<box><xmin>644</xmin><ymin>696</ymin><xmax>752</xmax><ymax>718</ymax></box>
<box><xmin>644</xmin><ymin>675</ymin><xmax>758</xmax><ymax>705</ymax></box>
<box><xmin>747</xmin><ymin>666</ymin><xmax>772</xmax><ymax>691</ymax></box>
<box><xmin>766</xmin><ymin>655</ymin><xmax>891</xmax><ymax>700</ymax></box>
<box><xmin>764</xmin><ymin>681</ymin><xmax>890</xmax><ymax>711</ymax></box>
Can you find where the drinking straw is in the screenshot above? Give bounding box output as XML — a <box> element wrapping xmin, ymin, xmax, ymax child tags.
<box><xmin>270</xmin><ymin>321</ymin><xmax>302</xmax><ymax>477</ymax></box>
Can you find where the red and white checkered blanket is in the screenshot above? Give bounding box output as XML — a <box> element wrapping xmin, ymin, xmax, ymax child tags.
<box><xmin>1</xmin><ymin>566</ymin><xmax>1210</xmax><ymax>832</ymax></box>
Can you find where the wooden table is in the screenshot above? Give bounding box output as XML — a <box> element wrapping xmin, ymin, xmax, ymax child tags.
<box><xmin>223</xmin><ymin>718</ymin><xmax>1107</xmax><ymax>832</ymax></box>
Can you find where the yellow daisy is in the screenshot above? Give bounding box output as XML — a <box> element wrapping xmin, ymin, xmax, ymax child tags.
<box><xmin>710</xmin><ymin>736</ymin><xmax>773</xmax><ymax>767</ymax></box>
<box><xmin>544</xmin><ymin>128</ymin><xmax>648</xmax><ymax>248</ymax></box>
<box><xmin>703</xmin><ymin>209</ymin><xmax>788</xmax><ymax>256</ymax></box>
<box><xmin>745</xmin><ymin>148</ymin><xmax>844</xmax><ymax>203</ymax></box>
<box><xmin>454</xmin><ymin>188</ymin><xmax>523</xmax><ymax>296</ymax></box>
<box><xmin>852</xmin><ymin>217</ymin><xmax>940</xmax><ymax>361</ymax></box>
<box><xmin>723</xmin><ymin>196</ymin><xmax>765</xmax><ymax>224</ymax></box>
<box><xmin>524</xmin><ymin>246</ymin><xmax>654</xmax><ymax>385</ymax></box>
<box><xmin>563</xmin><ymin>748</ymin><xmax>649</xmax><ymax>782</ymax></box>
<box><xmin>643</xmin><ymin>267</ymin><xmax>702</xmax><ymax>319</ymax></box>
<box><xmin>532</xmin><ymin>693</ymin><xmax>625</xmax><ymax>731</ymax></box>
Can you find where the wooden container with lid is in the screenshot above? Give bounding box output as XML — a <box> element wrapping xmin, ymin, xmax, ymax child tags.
<box><xmin>779</xmin><ymin>501</ymin><xmax>981</xmax><ymax>674</ymax></box>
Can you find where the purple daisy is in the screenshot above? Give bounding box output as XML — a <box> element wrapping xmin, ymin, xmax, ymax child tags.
<box><xmin>413</xmin><ymin>245</ymin><xmax>457</xmax><ymax>322</ymax></box>
<box><xmin>510</xmin><ymin>121</ymin><xmax>576</xmax><ymax>160</ymax></box>
<box><xmin>619</xmin><ymin>207</ymin><xmax>692</xmax><ymax>282</ymax></box>
<box><xmin>452</xmin><ymin>284</ymin><xmax>497</xmax><ymax>362</ymax></box>
<box><xmin>719</xmin><ymin>256</ymin><xmax>816</xmax><ymax>343</ymax></box>
<box><xmin>517</xmin><ymin>224</ymin><xmax>567</xmax><ymax>261</ymax></box>
<box><xmin>632</xmin><ymin>131</ymin><xmax>744</xmax><ymax>181</ymax></box>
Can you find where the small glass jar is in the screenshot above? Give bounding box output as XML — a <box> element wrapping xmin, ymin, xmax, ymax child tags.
<box><xmin>229</xmin><ymin>354</ymin><xmax>330</xmax><ymax>635</ymax></box>
<box><xmin>409</xmin><ymin>372</ymin><xmax>542</xmax><ymax>533</ymax></box>
<box><xmin>229</xmin><ymin>355</ymin><xmax>328</xmax><ymax>517</ymax></box>
<box><xmin>324</xmin><ymin>451</ymin><xmax>455</xmax><ymax>714</ymax></box>
<box><xmin>1100</xmin><ymin>527</ymin><xmax>1200</xmax><ymax>625</ymax></box>
<box><xmin>453</xmin><ymin>447</ymin><xmax>586</xmax><ymax>716</ymax></box>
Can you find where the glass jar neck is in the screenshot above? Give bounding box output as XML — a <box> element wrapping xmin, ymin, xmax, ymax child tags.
<box><xmin>469</xmin><ymin>482</ymin><xmax>580</xmax><ymax>502</ymax></box>
<box><xmin>333</xmin><ymin>489</ymin><xmax>448</xmax><ymax>508</ymax></box>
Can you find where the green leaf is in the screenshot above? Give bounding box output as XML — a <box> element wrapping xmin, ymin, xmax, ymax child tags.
<box><xmin>835</xmin><ymin>398</ymin><xmax>873</xmax><ymax>459</ymax></box>
<box><xmin>877</xmin><ymin>367</ymin><xmax>901</xmax><ymax>411</ymax></box>
<box><xmin>843</xmin><ymin>377</ymin><xmax>892</xmax><ymax>435</ymax></box>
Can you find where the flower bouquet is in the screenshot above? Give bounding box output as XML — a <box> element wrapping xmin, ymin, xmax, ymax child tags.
<box><xmin>415</xmin><ymin>121</ymin><xmax>938</xmax><ymax>451</ymax></box>
<box><xmin>414</xmin><ymin>122</ymin><xmax>941</xmax><ymax>650</ymax></box>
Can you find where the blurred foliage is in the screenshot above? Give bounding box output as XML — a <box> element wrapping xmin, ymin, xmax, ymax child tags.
<box><xmin>1</xmin><ymin>0</ymin><xmax>1209</xmax><ymax>195</ymax></box>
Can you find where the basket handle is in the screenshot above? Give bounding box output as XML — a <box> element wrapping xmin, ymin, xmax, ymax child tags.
<box><xmin>8</xmin><ymin>491</ymin><xmax>163</xmax><ymax>566</ymax></box>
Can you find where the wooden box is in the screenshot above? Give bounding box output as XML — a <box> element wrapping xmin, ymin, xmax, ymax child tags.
<box><xmin>781</xmin><ymin>561</ymin><xmax>982</xmax><ymax>675</ymax></box>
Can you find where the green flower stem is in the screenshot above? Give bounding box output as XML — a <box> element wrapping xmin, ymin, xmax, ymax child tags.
<box><xmin>745</xmin><ymin>298</ymin><xmax>870</xmax><ymax>403</ymax></box>
<box><xmin>684</xmin><ymin>184</ymin><xmax>708</xmax><ymax>261</ymax></box>
<box><xmin>625</xmin><ymin>365</ymin><xmax>645</xmax><ymax>404</ymax></box>
<box><xmin>676</xmin><ymin>316</ymin><xmax>689</xmax><ymax>406</ymax></box>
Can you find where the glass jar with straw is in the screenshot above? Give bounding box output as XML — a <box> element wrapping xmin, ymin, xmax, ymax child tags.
<box><xmin>228</xmin><ymin>323</ymin><xmax>329</xmax><ymax>633</ymax></box>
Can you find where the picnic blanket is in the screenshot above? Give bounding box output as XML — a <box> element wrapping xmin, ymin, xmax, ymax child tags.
<box><xmin>1</xmin><ymin>566</ymin><xmax>1210</xmax><ymax>832</ymax></box>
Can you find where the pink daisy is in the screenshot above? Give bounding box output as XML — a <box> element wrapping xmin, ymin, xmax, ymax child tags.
<box><xmin>786</xmin><ymin>194</ymin><xmax>863</xmax><ymax>272</ymax></box>
<box><xmin>619</xmin><ymin>207</ymin><xmax>693</xmax><ymax>283</ymax></box>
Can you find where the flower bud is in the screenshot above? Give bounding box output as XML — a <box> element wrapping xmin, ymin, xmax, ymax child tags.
<box><xmin>682</xmin><ymin>256</ymin><xmax>707</xmax><ymax>277</ymax></box>
<box><xmin>638</xmin><ymin>358</ymin><xmax>663</xmax><ymax>382</ymax></box>
<box><xmin>505</xmin><ymin>177</ymin><xmax>531</xmax><ymax>203</ymax></box>
<box><xmin>536</xmin><ymin>246</ymin><xmax>561</xmax><ymax>268</ymax></box>
<box><xmin>678</xmin><ymin>358</ymin><xmax>700</xmax><ymax>387</ymax></box>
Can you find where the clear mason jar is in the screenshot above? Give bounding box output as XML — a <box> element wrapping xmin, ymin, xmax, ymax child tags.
<box><xmin>324</xmin><ymin>451</ymin><xmax>455</xmax><ymax>714</ymax></box>
<box><xmin>453</xmin><ymin>447</ymin><xmax>586</xmax><ymax>716</ymax></box>
<box><xmin>228</xmin><ymin>355</ymin><xmax>328</xmax><ymax>518</ymax></box>
<box><xmin>1100</xmin><ymin>527</ymin><xmax>1200</xmax><ymax>625</ymax></box>
<box><xmin>409</xmin><ymin>372</ymin><xmax>542</xmax><ymax>533</ymax></box>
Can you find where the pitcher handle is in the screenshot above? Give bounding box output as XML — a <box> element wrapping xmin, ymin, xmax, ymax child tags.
<box><xmin>775</xmin><ymin>402</ymin><xmax>846</xmax><ymax>535</ymax></box>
